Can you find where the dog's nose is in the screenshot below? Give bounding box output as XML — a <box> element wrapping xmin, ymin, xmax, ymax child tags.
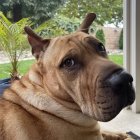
<box><xmin>107</xmin><ymin>70</ymin><xmax>133</xmax><ymax>92</ymax></box>
<box><xmin>106</xmin><ymin>70</ymin><xmax>135</xmax><ymax>106</ymax></box>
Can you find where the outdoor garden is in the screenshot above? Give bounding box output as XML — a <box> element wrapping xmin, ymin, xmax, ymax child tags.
<box><xmin>0</xmin><ymin>0</ymin><xmax>123</xmax><ymax>80</ymax></box>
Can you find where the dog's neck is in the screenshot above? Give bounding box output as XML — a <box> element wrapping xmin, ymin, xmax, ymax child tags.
<box><xmin>3</xmin><ymin>66</ymin><xmax>99</xmax><ymax>129</ymax></box>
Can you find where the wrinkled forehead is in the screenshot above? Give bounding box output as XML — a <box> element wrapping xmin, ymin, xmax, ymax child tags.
<box><xmin>43</xmin><ymin>32</ymin><xmax>100</xmax><ymax>64</ymax></box>
<box><xmin>48</xmin><ymin>32</ymin><xmax>99</xmax><ymax>51</ymax></box>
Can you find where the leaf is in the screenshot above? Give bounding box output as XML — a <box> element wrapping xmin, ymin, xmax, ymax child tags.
<box><xmin>0</xmin><ymin>12</ymin><xmax>31</xmax><ymax>78</ymax></box>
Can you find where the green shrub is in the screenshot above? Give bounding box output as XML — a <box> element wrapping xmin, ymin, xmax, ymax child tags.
<box><xmin>95</xmin><ymin>29</ymin><xmax>105</xmax><ymax>45</ymax></box>
<box><xmin>0</xmin><ymin>11</ymin><xmax>32</xmax><ymax>79</ymax></box>
<box><xmin>36</xmin><ymin>14</ymin><xmax>97</xmax><ymax>38</ymax></box>
<box><xmin>119</xmin><ymin>29</ymin><xmax>123</xmax><ymax>50</ymax></box>
<box><xmin>35</xmin><ymin>14</ymin><xmax>81</xmax><ymax>38</ymax></box>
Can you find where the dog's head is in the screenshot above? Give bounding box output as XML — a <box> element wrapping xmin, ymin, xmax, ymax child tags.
<box><xmin>24</xmin><ymin>13</ymin><xmax>135</xmax><ymax>122</ymax></box>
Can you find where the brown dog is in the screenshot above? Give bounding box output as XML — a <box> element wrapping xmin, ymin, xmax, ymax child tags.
<box><xmin>0</xmin><ymin>13</ymin><xmax>135</xmax><ymax>140</ymax></box>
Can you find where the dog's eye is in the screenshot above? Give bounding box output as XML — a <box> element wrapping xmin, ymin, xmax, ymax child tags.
<box><xmin>97</xmin><ymin>43</ymin><xmax>106</xmax><ymax>52</ymax></box>
<box><xmin>60</xmin><ymin>57</ymin><xmax>80</xmax><ymax>71</ymax></box>
<box><xmin>63</xmin><ymin>58</ymin><xmax>76</xmax><ymax>68</ymax></box>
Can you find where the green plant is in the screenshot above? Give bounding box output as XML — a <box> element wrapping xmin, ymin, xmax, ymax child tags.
<box><xmin>35</xmin><ymin>14</ymin><xmax>97</xmax><ymax>38</ymax></box>
<box><xmin>95</xmin><ymin>29</ymin><xmax>105</xmax><ymax>45</ymax></box>
<box><xmin>119</xmin><ymin>29</ymin><xmax>123</xmax><ymax>50</ymax></box>
<box><xmin>35</xmin><ymin>16</ymin><xmax>68</xmax><ymax>38</ymax></box>
<box><xmin>0</xmin><ymin>11</ymin><xmax>31</xmax><ymax>80</ymax></box>
<box><xmin>0</xmin><ymin>0</ymin><xmax>66</xmax><ymax>24</ymax></box>
<box><xmin>58</xmin><ymin>0</ymin><xmax>123</xmax><ymax>27</ymax></box>
<box><xmin>35</xmin><ymin>14</ymin><xmax>81</xmax><ymax>38</ymax></box>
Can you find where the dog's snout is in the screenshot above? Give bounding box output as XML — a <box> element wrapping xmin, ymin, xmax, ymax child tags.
<box><xmin>107</xmin><ymin>70</ymin><xmax>133</xmax><ymax>92</ymax></box>
<box><xmin>105</xmin><ymin>70</ymin><xmax>135</xmax><ymax>107</ymax></box>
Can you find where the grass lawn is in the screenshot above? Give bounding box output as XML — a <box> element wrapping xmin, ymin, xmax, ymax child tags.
<box><xmin>0</xmin><ymin>55</ymin><xmax>123</xmax><ymax>79</ymax></box>
<box><xmin>109</xmin><ymin>55</ymin><xmax>123</xmax><ymax>66</ymax></box>
<box><xmin>0</xmin><ymin>59</ymin><xmax>35</xmax><ymax>79</ymax></box>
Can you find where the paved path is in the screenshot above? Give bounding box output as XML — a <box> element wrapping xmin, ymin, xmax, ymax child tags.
<box><xmin>0</xmin><ymin>50</ymin><xmax>34</xmax><ymax>64</ymax></box>
<box><xmin>100</xmin><ymin>109</ymin><xmax>140</xmax><ymax>136</ymax></box>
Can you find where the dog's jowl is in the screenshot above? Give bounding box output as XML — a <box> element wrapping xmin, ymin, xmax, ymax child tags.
<box><xmin>0</xmin><ymin>13</ymin><xmax>135</xmax><ymax>140</ymax></box>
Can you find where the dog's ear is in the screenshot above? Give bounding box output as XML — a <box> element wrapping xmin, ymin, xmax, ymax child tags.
<box><xmin>78</xmin><ymin>13</ymin><xmax>96</xmax><ymax>33</ymax></box>
<box><xmin>24</xmin><ymin>26</ymin><xmax>50</xmax><ymax>59</ymax></box>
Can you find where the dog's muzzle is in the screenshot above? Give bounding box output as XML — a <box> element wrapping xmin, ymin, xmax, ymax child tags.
<box><xmin>107</xmin><ymin>70</ymin><xmax>135</xmax><ymax>107</ymax></box>
<box><xmin>94</xmin><ymin>69</ymin><xmax>135</xmax><ymax>122</ymax></box>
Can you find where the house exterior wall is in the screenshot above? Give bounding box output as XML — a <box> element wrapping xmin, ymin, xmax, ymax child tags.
<box><xmin>103</xmin><ymin>27</ymin><xmax>121</xmax><ymax>49</ymax></box>
<box><xmin>93</xmin><ymin>27</ymin><xmax>121</xmax><ymax>50</ymax></box>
